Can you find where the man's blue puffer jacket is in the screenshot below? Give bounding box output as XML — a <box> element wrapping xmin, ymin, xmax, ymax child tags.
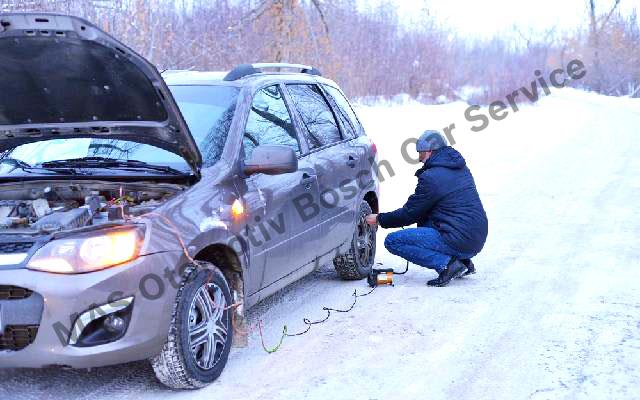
<box><xmin>378</xmin><ymin>146</ymin><xmax>488</xmax><ymax>255</ymax></box>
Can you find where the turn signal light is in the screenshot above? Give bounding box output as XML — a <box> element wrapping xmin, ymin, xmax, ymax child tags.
<box><xmin>231</xmin><ymin>199</ymin><xmax>245</xmax><ymax>218</ymax></box>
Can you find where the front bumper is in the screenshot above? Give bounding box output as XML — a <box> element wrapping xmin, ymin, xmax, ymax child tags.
<box><xmin>0</xmin><ymin>251</ymin><xmax>180</xmax><ymax>368</ymax></box>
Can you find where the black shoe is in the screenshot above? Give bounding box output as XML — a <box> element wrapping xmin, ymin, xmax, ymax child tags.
<box><xmin>427</xmin><ymin>259</ymin><xmax>467</xmax><ymax>287</ymax></box>
<box><xmin>460</xmin><ymin>259</ymin><xmax>476</xmax><ymax>276</ymax></box>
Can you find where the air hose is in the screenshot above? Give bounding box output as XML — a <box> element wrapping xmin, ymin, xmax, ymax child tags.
<box><xmin>259</xmin><ymin>286</ymin><xmax>377</xmax><ymax>353</ymax></box>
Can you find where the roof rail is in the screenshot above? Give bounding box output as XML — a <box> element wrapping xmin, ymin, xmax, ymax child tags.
<box><xmin>223</xmin><ymin>63</ymin><xmax>322</xmax><ymax>81</ymax></box>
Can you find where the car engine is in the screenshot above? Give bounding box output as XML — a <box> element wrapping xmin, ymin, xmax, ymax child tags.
<box><xmin>0</xmin><ymin>181</ymin><xmax>184</xmax><ymax>234</ymax></box>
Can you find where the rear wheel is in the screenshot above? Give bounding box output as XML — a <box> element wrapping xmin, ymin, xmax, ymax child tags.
<box><xmin>151</xmin><ymin>263</ymin><xmax>233</xmax><ymax>389</ymax></box>
<box><xmin>333</xmin><ymin>201</ymin><xmax>376</xmax><ymax>280</ymax></box>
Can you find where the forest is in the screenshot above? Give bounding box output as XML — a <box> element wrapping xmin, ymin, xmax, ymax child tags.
<box><xmin>2</xmin><ymin>0</ymin><xmax>638</xmax><ymax>103</ymax></box>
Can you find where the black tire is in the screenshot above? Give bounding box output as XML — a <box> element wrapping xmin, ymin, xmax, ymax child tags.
<box><xmin>150</xmin><ymin>262</ymin><xmax>233</xmax><ymax>389</ymax></box>
<box><xmin>333</xmin><ymin>201</ymin><xmax>376</xmax><ymax>280</ymax></box>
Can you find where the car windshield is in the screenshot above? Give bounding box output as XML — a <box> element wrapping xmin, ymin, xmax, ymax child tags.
<box><xmin>168</xmin><ymin>85</ymin><xmax>240</xmax><ymax>168</ymax></box>
<box><xmin>0</xmin><ymin>85</ymin><xmax>240</xmax><ymax>176</ymax></box>
<box><xmin>0</xmin><ymin>139</ymin><xmax>191</xmax><ymax>176</ymax></box>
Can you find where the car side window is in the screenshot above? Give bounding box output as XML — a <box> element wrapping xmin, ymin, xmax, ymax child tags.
<box><xmin>323</xmin><ymin>85</ymin><xmax>364</xmax><ymax>137</ymax></box>
<box><xmin>243</xmin><ymin>85</ymin><xmax>300</xmax><ymax>161</ymax></box>
<box><xmin>322</xmin><ymin>86</ymin><xmax>356</xmax><ymax>138</ymax></box>
<box><xmin>286</xmin><ymin>84</ymin><xmax>342</xmax><ymax>150</ymax></box>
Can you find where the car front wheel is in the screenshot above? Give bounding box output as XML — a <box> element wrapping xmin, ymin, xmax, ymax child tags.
<box><xmin>151</xmin><ymin>262</ymin><xmax>233</xmax><ymax>389</ymax></box>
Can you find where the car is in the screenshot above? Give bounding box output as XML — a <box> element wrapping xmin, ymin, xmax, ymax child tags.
<box><xmin>0</xmin><ymin>13</ymin><xmax>379</xmax><ymax>389</ymax></box>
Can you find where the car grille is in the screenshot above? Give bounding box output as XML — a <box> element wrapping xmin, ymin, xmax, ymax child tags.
<box><xmin>0</xmin><ymin>325</ymin><xmax>39</xmax><ymax>351</ymax></box>
<box><xmin>0</xmin><ymin>285</ymin><xmax>33</xmax><ymax>300</ymax></box>
<box><xmin>0</xmin><ymin>286</ymin><xmax>43</xmax><ymax>351</ymax></box>
<box><xmin>0</xmin><ymin>242</ymin><xmax>34</xmax><ymax>254</ymax></box>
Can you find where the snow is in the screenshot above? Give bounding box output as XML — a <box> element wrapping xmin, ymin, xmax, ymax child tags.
<box><xmin>1</xmin><ymin>89</ymin><xmax>639</xmax><ymax>399</ymax></box>
<box><xmin>455</xmin><ymin>85</ymin><xmax>487</xmax><ymax>102</ymax></box>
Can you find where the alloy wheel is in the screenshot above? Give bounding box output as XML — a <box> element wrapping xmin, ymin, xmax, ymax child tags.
<box><xmin>356</xmin><ymin>215</ymin><xmax>375</xmax><ymax>266</ymax></box>
<box><xmin>187</xmin><ymin>283</ymin><xmax>228</xmax><ymax>371</ymax></box>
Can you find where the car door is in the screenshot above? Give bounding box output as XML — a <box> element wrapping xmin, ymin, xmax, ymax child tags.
<box><xmin>285</xmin><ymin>83</ymin><xmax>356</xmax><ymax>256</ymax></box>
<box><xmin>321</xmin><ymin>83</ymin><xmax>372</xmax><ymax>203</ymax></box>
<box><xmin>241</xmin><ymin>84</ymin><xmax>321</xmax><ymax>292</ymax></box>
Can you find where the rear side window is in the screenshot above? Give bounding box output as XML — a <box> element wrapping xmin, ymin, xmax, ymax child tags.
<box><xmin>323</xmin><ymin>85</ymin><xmax>364</xmax><ymax>136</ymax></box>
<box><xmin>287</xmin><ymin>84</ymin><xmax>342</xmax><ymax>149</ymax></box>
<box><xmin>243</xmin><ymin>85</ymin><xmax>300</xmax><ymax>161</ymax></box>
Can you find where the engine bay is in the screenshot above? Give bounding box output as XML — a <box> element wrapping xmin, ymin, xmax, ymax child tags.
<box><xmin>0</xmin><ymin>181</ymin><xmax>185</xmax><ymax>234</ymax></box>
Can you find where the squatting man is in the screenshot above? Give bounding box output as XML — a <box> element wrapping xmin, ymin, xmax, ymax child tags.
<box><xmin>365</xmin><ymin>131</ymin><xmax>488</xmax><ymax>287</ymax></box>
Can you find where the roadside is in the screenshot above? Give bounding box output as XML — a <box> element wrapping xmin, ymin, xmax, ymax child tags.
<box><xmin>1</xmin><ymin>89</ymin><xmax>638</xmax><ymax>400</ymax></box>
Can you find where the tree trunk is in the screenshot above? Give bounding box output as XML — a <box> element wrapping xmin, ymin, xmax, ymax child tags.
<box><xmin>588</xmin><ymin>0</ymin><xmax>603</xmax><ymax>92</ymax></box>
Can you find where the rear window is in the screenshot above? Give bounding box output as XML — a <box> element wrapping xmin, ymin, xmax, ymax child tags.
<box><xmin>169</xmin><ymin>85</ymin><xmax>240</xmax><ymax>167</ymax></box>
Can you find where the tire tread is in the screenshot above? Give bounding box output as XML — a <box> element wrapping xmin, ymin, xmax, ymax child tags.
<box><xmin>333</xmin><ymin>201</ymin><xmax>375</xmax><ymax>280</ymax></box>
<box><xmin>150</xmin><ymin>262</ymin><xmax>231</xmax><ymax>389</ymax></box>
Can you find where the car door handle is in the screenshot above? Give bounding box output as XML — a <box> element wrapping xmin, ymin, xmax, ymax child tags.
<box><xmin>346</xmin><ymin>155</ymin><xmax>358</xmax><ymax>168</ymax></box>
<box><xmin>301</xmin><ymin>173</ymin><xmax>316</xmax><ymax>190</ymax></box>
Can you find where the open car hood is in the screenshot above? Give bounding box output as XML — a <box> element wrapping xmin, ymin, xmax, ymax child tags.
<box><xmin>0</xmin><ymin>13</ymin><xmax>202</xmax><ymax>174</ymax></box>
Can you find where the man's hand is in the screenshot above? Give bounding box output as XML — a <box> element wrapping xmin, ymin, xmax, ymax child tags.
<box><xmin>365</xmin><ymin>213</ymin><xmax>378</xmax><ymax>226</ymax></box>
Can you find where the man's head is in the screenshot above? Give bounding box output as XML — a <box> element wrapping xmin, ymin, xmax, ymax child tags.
<box><xmin>416</xmin><ymin>130</ymin><xmax>448</xmax><ymax>162</ymax></box>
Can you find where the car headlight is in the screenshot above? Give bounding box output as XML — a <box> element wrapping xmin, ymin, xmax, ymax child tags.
<box><xmin>27</xmin><ymin>227</ymin><xmax>144</xmax><ymax>274</ymax></box>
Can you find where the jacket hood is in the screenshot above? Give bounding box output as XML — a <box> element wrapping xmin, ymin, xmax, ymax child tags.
<box><xmin>416</xmin><ymin>146</ymin><xmax>466</xmax><ymax>175</ymax></box>
<box><xmin>0</xmin><ymin>13</ymin><xmax>201</xmax><ymax>174</ymax></box>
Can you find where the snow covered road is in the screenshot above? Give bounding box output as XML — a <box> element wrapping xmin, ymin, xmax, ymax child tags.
<box><xmin>1</xmin><ymin>89</ymin><xmax>639</xmax><ymax>399</ymax></box>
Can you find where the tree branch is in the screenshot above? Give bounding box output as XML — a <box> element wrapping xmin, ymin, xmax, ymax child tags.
<box><xmin>234</xmin><ymin>0</ymin><xmax>270</xmax><ymax>28</ymax></box>
<box><xmin>250</xmin><ymin>106</ymin><xmax>297</xmax><ymax>139</ymax></box>
<box><xmin>310</xmin><ymin>0</ymin><xmax>329</xmax><ymax>35</ymax></box>
<box><xmin>599</xmin><ymin>0</ymin><xmax>621</xmax><ymax>33</ymax></box>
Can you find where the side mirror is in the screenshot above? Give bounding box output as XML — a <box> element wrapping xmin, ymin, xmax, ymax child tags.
<box><xmin>243</xmin><ymin>145</ymin><xmax>298</xmax><ymax>176</ymax></box>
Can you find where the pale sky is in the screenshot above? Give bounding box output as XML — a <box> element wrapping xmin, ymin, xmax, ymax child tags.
<box><xmin>363</xmin><ymin>0</ymin><xmax>640</xmax><ymax>38</ymax></box>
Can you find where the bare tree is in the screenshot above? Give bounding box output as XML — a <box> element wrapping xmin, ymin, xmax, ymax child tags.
<box><xmin>588</xmin><ymin>0</ymin><xmax>621</xmax><ymax>92</ymax></box>
<box><xmin>242</xmin><ymin>0</ymin><xmax>330</xmax><ymax>63</ymax></box>
<box><xmin>1</xmin><ymin>0</ymin><xmax>638</xmax><ymax>101</ymax></box>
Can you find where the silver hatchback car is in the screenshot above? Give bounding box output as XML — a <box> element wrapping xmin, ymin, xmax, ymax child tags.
<box><xmin>0</xmin><ymin>13</ymin><xmax>379</xmax><ymax>388</ymax></box>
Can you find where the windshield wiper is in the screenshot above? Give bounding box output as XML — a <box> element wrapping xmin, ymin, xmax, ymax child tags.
<box><xmin>40</xmin><ymin>157</ymin><xmax>186</xmax><ymax>175</ymax></box>
<box><xmin>0</xmin><ymin>157</ymin><xmax>31</xmax><ymax>168</ymax></box>
<box><xmin>0</xmin><ymin>157</ymin><xmax>79</xmax><ymax>175</ymax></box>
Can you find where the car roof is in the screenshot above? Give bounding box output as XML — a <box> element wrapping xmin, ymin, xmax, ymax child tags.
<box><xmin>162</xmin><ymin>68</ymin><xmax>339</xmax><ymax>89</ymax></box>
<box><xmin>162</xmin><ymin>70</ymin><xmax>234</xmax><ymax>86</ymax></box>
